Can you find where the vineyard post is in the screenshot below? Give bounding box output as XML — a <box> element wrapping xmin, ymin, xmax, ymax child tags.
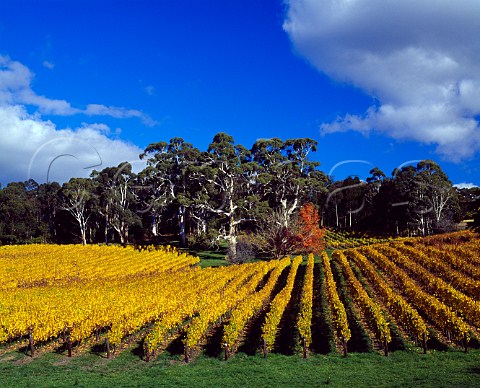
<box><xmin>384</xmin><ymin>335</ymin><xmax>389</xmax><ymax>357</ymax></box>
<box><xmin>422</xmin><ymin>333</ymin><xmax>427</xmax><ymax>354</ymax></box>
<box><xmin>263</xmin><ymin>338</ymin><xmax>267</xmax><ymax>359</ymax></box>
<box><xmin>66</xmin><ymin>334</ymin><xmax>72</xmax><ymax>357</ymax></box>
<box><xmin>342</xmin><ymin>337</ymin><xmax>348</xmax><ymax>357</ymax></box>
<box><xmin>145</xmin><ymin>342</ymin><xmax>150</xmax><ymax>362</ymax></box>
<box><xmin>184</xmin><ymin>343</ymin><xmax>189</xmax><ymax>363</ymax></box>
<box><xmin>302</xmin><ymin>337</ymin><xmax>307</xmax><ymax>359</ymax></box>
<box><xmin>105</xmin><ymin>338</ymin><xmax>111</xmax><ymax>359</ymax></box>
<box><xmin>224</xmin><ymin>343</ymin><xmax>229</xmax><ymax>361</ymax></box>
<box><xmin>28</xmin><ymin>327</ymin><xmax>35</xmax><ymax>357</ymax></box>
<box><xmin>464</xmin><ymin>334</ymin><xmax>468</xmax><ymax>353</ymax></box>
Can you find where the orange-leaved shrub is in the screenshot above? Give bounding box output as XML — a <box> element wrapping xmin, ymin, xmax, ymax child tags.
<box><xmin>296</xmin><ymin>203</ymin><xmax>325</xmax><ymax>255</ymax></box>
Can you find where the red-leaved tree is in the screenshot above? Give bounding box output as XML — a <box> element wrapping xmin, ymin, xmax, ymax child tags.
<box><xmin>296</xmin><ymin>203</ymin><xmax>325</xmax><ymax>254</ymax></box>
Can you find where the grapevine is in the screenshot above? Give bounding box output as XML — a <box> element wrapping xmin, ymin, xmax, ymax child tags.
<box><xmin>262</xmin><ymin>256</ymin><xmax>302</xmax><ymax>351</ymax></box>
<box><xmin>321</xmin><ymin>251</ymin><xmax>351</xmax><ymax>348</ymax></box>
<box><xmin>297</xmin><ymin>254</ymin><xmax>314</xmax><ymax>347</ymax></box>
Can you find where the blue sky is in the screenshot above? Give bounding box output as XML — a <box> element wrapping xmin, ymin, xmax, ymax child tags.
<box><xmin>0</xmin><ymin>0</ymin><xmax>479</xmax><ymax>187</ymax></box>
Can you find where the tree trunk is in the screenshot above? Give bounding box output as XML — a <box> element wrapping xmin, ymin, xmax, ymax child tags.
<box><xmin>178</xmin><ymin>205</ymin><xmax>186</xmax><ymax>246</ymax></box>
<box><xmin>227</xmin><ymin>190</ymin><xmax>237</xmax><ymax>261</ymax></box>
<box><xmin>119</xmin><ymin>231</ymin><xmax>125</xmax><ymax>245</ymax></box>
<box><xmin>114</xmin><ymin>222</ymin><xmax>129</xmax><ymax>246</ymax></box>
<box><xmin>420</xmin><ymin>215</ymin><xmax>426</xmax><ymax>237</ymax></box>
<box><xmin>104</xmin><ymin>203</ymin><xmax>109</xmax><ymax>244</ymax></box>
<box><xmin>151</xmin><ymin>214</ymin><xmax>158</xmax><ymax>236</ymax></box>
<box><xmin>104</xmin><ymin>218</ymin><xmax>109</xmax><ymax>245</ymax></box>
<box><xmin>335</xmin><ymin>203</ymin><xmax>339</xmax><ymax>228</ymax></box>
<box><xmin>228</xmin><ymin>235</ymin><xmax>237</xmax><ymax>261</ymax></box>
<box><xmin>81</xmin><ymin>228</ymin><xmax>87</xmax><ymax>246</ymax></box>
<box><xmin>227</xmin><ymin>211</ymin><xmax>237</xmax><ymax>261</ymax></box>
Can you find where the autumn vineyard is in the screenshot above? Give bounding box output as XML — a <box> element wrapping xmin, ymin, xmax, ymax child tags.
<box><xmin>1</xmin><ymin>230</ymin><xmax>480</xmax><ymax>364</ymax></box>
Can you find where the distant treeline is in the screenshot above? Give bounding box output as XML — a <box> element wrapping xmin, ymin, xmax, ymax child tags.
<box><xmin>0</xmin><ymin>132</ymin><xmax>478</xmax><ymax>259</ymax></box>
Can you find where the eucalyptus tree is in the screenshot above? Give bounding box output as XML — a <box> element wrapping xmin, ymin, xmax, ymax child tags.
<box><xmin>0</xmin><ymin>180</ymin><xmax>40</xmax><ymax>243</ymax></box>
<box><xmin>414</xmin><ymin>161</ymin><xmax>453</xmax><ymax>222</ymax></box>
<box><xmin>324</xmin><ymin>176</ymin><xmax>365</xmax><ymax>229</ymax></box>
<box><xmin>379</xmin><ymin>160</ymin><xmax>458</xmax><ymax>236</ymax></box>
<box><xmin>201</xmin><ymin>132</ymin><xmax>258</xmax><ymax>260</ymax></box>
<box><xmin>92</xmin><ymin>162</ymin><xmax>140</xmax><ymax>245</ymax></box>
<box><xmin>414</xmin><ymin>160</ymin><xmax>459</xmax><ymax>232</ymax></box>
<box><xmin>140</xmin><ymin>138</ymin><xmax>201</xmax><ymax>245</ymax></box>
<box><xmin>251</xmin><ymin>137</ymin><xmax>325</xmax><ymax>227</ymax></box>
<box><xmin>348</xmin><ymin>167</ymin><xmax>387</xmax><ymax>231</ymax></box>
<box><xmin>366</xmin><ymin>167</ymin><xmax>387</xmax><ymax>185</ymax></box>
<box><xmin>388</xmin><ymin>164</ymin><xmax>425</xmax><ymax>235</ymax></box>
<box><xmin>251</xmin><ymin>137</ymin><xmax>288</xmax><ymax>218</ymax></box>
<box><xmin>91</xmin><ymin>167</ymin><xmax>115</xmax><ymax>244</ymax></box>
<box><xmin>37</xmin><ymin>181</ymin><xmax>61</xmax><ymax>242</ymax></box>
<box><xmin>59</xmin><ymin>177</ymin><xmax>97</xmax><ymax>245</ymax></box>
<box><xmin>457</xmin><ymin>186</ymin><xmax>480</xmax><ymax>221</ymax></box>
<box><xmin>337</xmin><ymin>176</ymin><xmax>366</xmax><ymax>228</ymax></box>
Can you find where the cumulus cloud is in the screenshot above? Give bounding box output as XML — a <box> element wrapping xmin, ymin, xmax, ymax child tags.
<box><xmin>0</xmin><ymin>55</ymin><xmax>155</xmax><ymax>124</ymax></box>
<box><xmin>283</xmin><ymin>0</ymin><xmax>480</xmax><ymax>161</ymax></box>
<box><xmin>0</xmin><ymin>56</ymin><xmax>149</xmax><ymax>184</ymax></box>
<box><xmin>0</xmin><ymin>105</ymin><xmax>145</xmax><ymax>184</ymax></box>
<box><xmin>0</xmin><ymin>55</ymin><xmax>77</xmax><ymax>115</ymax></box>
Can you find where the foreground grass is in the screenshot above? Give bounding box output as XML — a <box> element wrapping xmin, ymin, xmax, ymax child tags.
<box><xmin>1</xmin><ymin>349</ymin><xmax>479</xmax><ymax>387</ymax></box>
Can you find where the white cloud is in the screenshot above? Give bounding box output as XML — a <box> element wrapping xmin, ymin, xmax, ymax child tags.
<box><xmin>0</xmin><ymin>55</ymin><xmax>77</xmax><ymax>115</ymax></box>
<box><xmin>0</xmin><ymin>105</ymin><xmax>145</xmax><ymax>184</ymax></box>
<box><xmin>284</xmin><ymin>0</ymin><xmax>480</xmax><ymax>161</ymax></box>
<box><xmin>454</xmin><ymin>182</ymin><xmax>478</xmax><ymax>189</ymax></box>
<box><xmin>85</xmin><ymin>104</ymin><xmax>156</xmax><ymax>126</ymax></box>
<box><xmin>42</xmin><ymin>60</ymin><xmax>55</xmax><ymax>70</ymax></box>
<box><xmin>0</xmin><ymin>55</ymin><xmax>150</xmax><ymax>184</ymax></box>
<box><xmin>0</xmin><ymin>55</ymin><xmax>155</xmax><ymax>123</ymax></box>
